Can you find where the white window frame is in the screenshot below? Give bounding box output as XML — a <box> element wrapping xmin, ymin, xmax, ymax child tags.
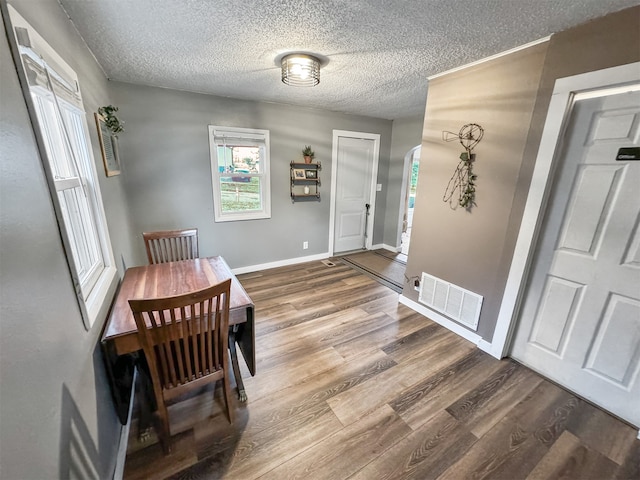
<box><xmin>8</xmin><ymin>6</ymin><xmax>117</xmax><ymax>330</ymax></box>
<box><xmin>208</xmin><ymin>125</ymin><xmax>271</xmax><ymax>222</ymax></box>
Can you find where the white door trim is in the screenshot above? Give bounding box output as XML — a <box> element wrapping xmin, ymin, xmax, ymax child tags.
<box><xmin>328</xmin><ymin>130</ymin><xmax>381</xmax><ymax>256</ymax></box>
<box><xmin>396</xmin><ymin>145</ymin><xmax>421</xmax><ymax>249</ymax></box>
<box><xmin>488</xmin><ymin>62</ymin><xmax>640</xmax><ymax>359</ymax></box>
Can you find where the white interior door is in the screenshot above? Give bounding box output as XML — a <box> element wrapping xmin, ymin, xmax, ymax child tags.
<box><xmin>511</xmin><ymin>88</ymin><xmax>640</xmax><ymax>427</ymax></box>
<box><xmin>331</xmin><ymin>132</ymin><xmax>379</xmax><ymax>254</ymax></box>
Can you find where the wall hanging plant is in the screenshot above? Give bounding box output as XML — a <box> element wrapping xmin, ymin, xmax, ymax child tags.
<box><xmin>442</xmin><ymin>123</ymin><xmax>484</xmax><ymax>210</ymax></box>
<box><xmin>98</xmin><ymin>105</ymin><xmax>124</xmax><ymax>136</ymax></box>
<box><xmin>95</xmin><ymin>105</ymin><xmax>124</xmax><ymax>176</ymax></box>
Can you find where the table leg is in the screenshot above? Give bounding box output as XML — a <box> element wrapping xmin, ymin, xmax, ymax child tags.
<box><xmin>229</xmin><ymin>324</ymin><xmax>247</xmax><ymax>402</ymax></box>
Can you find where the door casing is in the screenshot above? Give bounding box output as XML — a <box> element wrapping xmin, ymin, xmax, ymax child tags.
<box><xmin>397</xmin><ymin>145</ymin><xmax>421</xmax><ymax>250</ymax></box>
<box><xmin>328</xmin><ymin>130</ymin><xmax>380</xmax><ymax>255</ymax></box>
<box><xmin>509</xmin><ymin>88</ymin><xmax>640</xmax><ymax>427</ymax></box>
<box><xmin>487</xmin><ymin>62</ymin><xmax>640</xmax><ymax>359</ymax></box>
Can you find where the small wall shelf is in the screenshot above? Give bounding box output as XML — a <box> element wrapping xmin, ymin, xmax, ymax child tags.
<box><xmin>290</xmin><ymin>161</ymin><xmax>321</xmax><ymax>202</ymax></box>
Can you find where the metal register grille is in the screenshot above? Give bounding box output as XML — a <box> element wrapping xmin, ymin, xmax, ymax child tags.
<box><xmin>418</xmin><ymin>272</ymin><xmax>483</xmax><ymax>330</ymax></box>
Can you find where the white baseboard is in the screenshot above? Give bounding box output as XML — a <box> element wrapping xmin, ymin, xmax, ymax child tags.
<box><xmin>231</xmin><ymin>252</ymin><xmax>330</xmax><ymax>275</ymax></box>
<box><xmin>372</xmin><ymin>243</ymin><xmax>400</xmax><ymax>252</ymax></box>
<box><xmin>477</xmin><ymin>339</ymin><xmax>501</xmax><ymax>359</ymax></box>
<box><xmin>230</xmin><ymin>244</ymin><xmax>400</xmax><ymax>276</ymax></box>
<box><xmin>399</xmin><ymin>295</ymin><xmax>499</xmax><ymax>356</ymax></box>
<box><xmin>239</xmin><ymin>245</ymin><xmax>400</xmax><ymax>273</ymax></box>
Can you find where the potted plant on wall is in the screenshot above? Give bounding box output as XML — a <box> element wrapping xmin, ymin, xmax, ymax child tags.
<box><xmin>95</xmin><ymin>105</ymin><xmax>124</xmax><ymax>176</ymax></box>
<box><xmin>98</xmin><ymin>105</ymin><xmax>124</xmax><ymax>136</ymax></box>
<box><xmin>302</xmin><ymin>145</ymin><xmax>315</xmax><ymax>164</ymax></box>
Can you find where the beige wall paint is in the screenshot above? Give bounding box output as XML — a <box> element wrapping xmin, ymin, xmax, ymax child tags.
<box><xmin>403</xmin><ymin>43</ymin><xmax>548</xmax><ymax>340</ymax></box>
<box><xmin>404</xmin><ymin>5</ymin><xmax>640</xmax><ymax>344</ymax></box>
<box><xmin>516</xmin><ymin>5</ymin><xmax>640</xmax><ymax>231</ymax></box>
<box><xmin>385</xmin><ymin>114</ymin><xmax>425</xmax><ymax>248</ymax></box>
<box><xmin>497</xmin><ymin>6</ymin><xmax>640</xmax><ymax>348</ymax></box>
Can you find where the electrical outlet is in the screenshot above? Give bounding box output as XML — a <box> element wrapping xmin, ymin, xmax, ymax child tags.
<box><xmin>303</xmin><ymin>241</ymin><xmax>309</xmax><ymax>249</ymax></box>
<box><xmin>414</xmin><ymin>278</ymin><xmax>420</xmax><ymax>291</ymax></box>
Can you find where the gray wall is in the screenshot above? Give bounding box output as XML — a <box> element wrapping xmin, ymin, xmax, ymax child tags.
<box><xmin>0</xmin><ymin>0</ymin><xmax>138</xmax><ymax>477</ymax></box>
<box><xmin>385</xmin><ymin>114</ymin><xmax>425</xmax><ymax>247</ymax></box>
<box><xmin>403</xmin><ymin>6</ymin><xmax>640</xmax><ymax>344</ymax></box>
<box><xmin>109</xmin><ymin>82</ymin><xmax>393</xmax><ymax>269</ymax></box>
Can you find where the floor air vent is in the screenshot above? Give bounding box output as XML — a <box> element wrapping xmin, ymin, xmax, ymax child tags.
<box><xmin>418</xmin><ymin>272</ymin><xmax>483</xmax><ymax>331</ymax></box>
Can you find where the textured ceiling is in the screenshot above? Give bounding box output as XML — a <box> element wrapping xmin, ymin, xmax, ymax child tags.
<box><xmin>59</xmin><ymin>0</ymin><xmax>637</xmax><ymax>120</ymax></box>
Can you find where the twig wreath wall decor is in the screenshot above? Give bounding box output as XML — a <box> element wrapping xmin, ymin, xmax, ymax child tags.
<box><xmin>442</xmin><ymin>123</ymin><xmax>484</xmax><ymax>210</ymax></box>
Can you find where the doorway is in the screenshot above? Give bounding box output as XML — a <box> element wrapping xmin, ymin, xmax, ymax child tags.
<box><xmin>329</xmin><ymin>130</ymin><xmax>380</xmax><ymax>255</ymax></box>
<box><xmin>510</xmin><ymin>86</ymin><xmax>640</xmax><ymax>427</ymax></box>
<box><xmin>398</xmin><ymin>146</ymin><xmax>421</xmax><ymax>255</ymax></box>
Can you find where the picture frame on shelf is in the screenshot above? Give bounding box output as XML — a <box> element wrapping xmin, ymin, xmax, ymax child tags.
<box><xmin>95</xmin><ymin>113</ymin><xmax>121</xmax><ymax>176</ymax></box>
<box><xmin>305</xmin><ymin>169</ymin><xmax>317</xmax><ymax>179</ymax></box>
<box><xmin>293</xmin><ymin>168</ymin><xmax>306</xmax><ymax>179</ymax></box>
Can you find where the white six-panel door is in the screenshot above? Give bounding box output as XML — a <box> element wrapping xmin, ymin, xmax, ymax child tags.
<box><xmin>511</xmin><ymin>88</ymin><xmax>640</xmax><ymax>427</ymax></box>
<box><xmin>331</xmin><ymin>132</ymin><xmax>379</xmax><ymax>254</ymax></box>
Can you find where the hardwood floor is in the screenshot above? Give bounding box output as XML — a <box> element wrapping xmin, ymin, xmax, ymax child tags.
<box><xmin>123</xmin><ymin>261</ymin><xmax>639</xmax><ymax>480</ymax></box>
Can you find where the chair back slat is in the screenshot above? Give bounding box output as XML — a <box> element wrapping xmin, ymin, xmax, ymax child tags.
<box><xmin>198</xmin><ymin>300</ymin><xmax>205</xmax><ymax>375</ymax></box>
<box><xmin>129</xmin><ymin>279</ymin><xmax>231</xmax><ymax>392</ymax></box>
<box><xmin>162</xmin><ymin>309</ymin><xmax>180</xmax><ymax>387</ymax></box>
<box><xmin>155</xmin><ymin>310</ymin><xmax>173</xmax><ymax>387</ymax></box>
<box><xmin>143</xmin><ymin>228</ymin><xmax>199</xmax><ymax>264</ymax></box>
<box><xmin>168</xmin><ymin>308</ymin><xmax>186</xmax><ymax>383</ymax></box>
<box><xmin>207</xmin><ymin>299</ymin><xmax>215</xmax><ymax>372</ymax></box>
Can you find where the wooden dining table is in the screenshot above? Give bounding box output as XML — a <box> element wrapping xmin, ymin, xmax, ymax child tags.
<box><xmin>101</xmin><ymin>256</ymin><xmax>255</xmax><ymax>421</ymax></box>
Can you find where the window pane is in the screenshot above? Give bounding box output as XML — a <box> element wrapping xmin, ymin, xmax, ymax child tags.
<box><xmin>33</xmin><ymin>94</ymin><xmax>73</xmax><ymax>178</ymax></box>
<box><xmin>233</xmin><ymin>146</ymin><xmax>261</xmax><ymax>174</ymax></box>
<box><xmin>57</xmin><ymin>186</ymin><xmax>102</xmax><ymax>294</ymax></box>
<box><xmin>32</xmin><ymin>90</ymin><xmax>104</xmax><ymax>297</ymax></box>
<box><xmin>219</xmin><ymin>177</ymin><xmax>262</xmax><ymax>212</ymax></box>
<box><xmin>217</xmin><ymin>146</ymin><xmax>262</xmax><ymax>175</ymax></box>
<box><xmin>61</xmin><ymin>106</ymin><xmax>92</xmax><ymax>178</ymax></box>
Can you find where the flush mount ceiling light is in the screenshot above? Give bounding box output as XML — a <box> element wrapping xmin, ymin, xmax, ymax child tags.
<box><xmin>281</xmin><ymin>54</ymin><xmax>320</xmax><ymax>87</ymax></box>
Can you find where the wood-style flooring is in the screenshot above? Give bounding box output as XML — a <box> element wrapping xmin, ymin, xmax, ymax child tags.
<box><xmin>123</xmin><ymin>260</ymin><xmax>639</xmax><ymax>480</ymax></box>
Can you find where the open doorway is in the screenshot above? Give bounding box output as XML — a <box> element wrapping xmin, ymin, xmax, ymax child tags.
<box><xmin>399</xmin><ymin>146</ymin><xmax>421</xmax><ymax>255</ymax></box>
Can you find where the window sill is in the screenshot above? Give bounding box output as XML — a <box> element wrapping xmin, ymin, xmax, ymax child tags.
<box><xmin>214</xmin><ymin>211</ymin><xmax>271</xmax><ymax>223</ymax></box>
<box><xmin>83</xmin><ymin>265</ymin><xmax>118</xmax><ymax>330</ymax></box>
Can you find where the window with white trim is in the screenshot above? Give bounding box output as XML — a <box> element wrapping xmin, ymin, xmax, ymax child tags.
<box><xmin>208</xmin><ymin>126</ymin><xmax>271</xmax><ymax>222</ymax></box>
<box><xmin>9</xmin><ymin>6</ymin><xmax>117</xmax><ymax>329</ymax></box>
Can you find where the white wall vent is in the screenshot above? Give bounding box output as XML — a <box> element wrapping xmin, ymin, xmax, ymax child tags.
<box><xmin>418</xmin><ymin>272</ymin><xmax>483</xmax><ymax>331</ymax></box>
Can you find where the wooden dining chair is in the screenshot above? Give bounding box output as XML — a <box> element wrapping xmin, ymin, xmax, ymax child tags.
<box><xmin>128</xmin><ymin>279</ymin><xmax>233</xmax><ymax>454</ymax></box>
<box><xmin>142</xmin><ymin>228</ymin><xmax>199</xmax><ymax>264</ymax></box>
